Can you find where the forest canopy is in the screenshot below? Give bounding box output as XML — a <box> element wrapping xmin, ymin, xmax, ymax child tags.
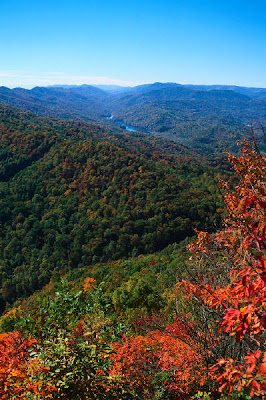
<box><xmin>0</xmin><ymin>103</ymin><xmax>224</xmax><ymax>308</ymax></box>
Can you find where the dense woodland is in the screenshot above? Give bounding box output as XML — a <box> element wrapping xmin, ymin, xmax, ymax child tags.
<box><xmin>0</xmin><ymin>104</ymin><xmax>224</xmax><ymax>308</ymax></box>
<box><xmin>0</xmin><ymin>91</ymin><xmax>265</xmax><ymax>399</ymax></box>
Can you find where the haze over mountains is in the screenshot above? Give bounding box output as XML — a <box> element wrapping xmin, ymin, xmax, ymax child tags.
<box><xmin>1</xmin><ymin>82</ymin><xmax>265</xmax><ymax>153</ymax></box>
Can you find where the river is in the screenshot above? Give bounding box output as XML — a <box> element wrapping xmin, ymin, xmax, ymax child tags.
<box><xmin>105</xmin><ymin>115</ymin><xmax>141</xmax><ymax>132</ymax></box>
<box><xmin>115</xmin><ymin>120</ymin><xmax>140</xmax><ymax>132</ymax></box>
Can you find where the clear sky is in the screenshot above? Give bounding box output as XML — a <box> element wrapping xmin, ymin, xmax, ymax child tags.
<box><xmin>1</xmin><ymin>0</ymin><xmax>266</xmax><ymax>88</ymax></box>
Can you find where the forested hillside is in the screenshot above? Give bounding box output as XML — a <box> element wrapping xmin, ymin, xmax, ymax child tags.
<box><xmin>0</xmin><ymin>104</ymin><xmax>224</xmax><ymax>310</ymax></box>
<box><xmin>0</xmin><ymin>85</ymin><xmax>109</xmax><ymax>121</ymax></box>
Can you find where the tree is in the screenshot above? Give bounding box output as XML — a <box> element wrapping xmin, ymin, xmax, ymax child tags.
<box><xmin>179</xmin><ymin>135</ymin><xmax>266</xmax><ymax>397</ymax></box>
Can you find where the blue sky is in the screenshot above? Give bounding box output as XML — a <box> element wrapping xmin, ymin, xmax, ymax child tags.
<box><xmin>1</xmin><ymin>0</ymin><xmax>266</xmax><ymax>88</ymax></box>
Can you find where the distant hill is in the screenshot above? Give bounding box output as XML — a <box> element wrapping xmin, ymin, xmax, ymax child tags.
<box><xmin>1</xmin><ymin>82</ymin><xmax>266</xmax><ymax>153</ymax></box>
<box><xmin>0</xmin><ymin>85</ymin><xmax>110</xmax><ymax>121</ymax></box>
<box><xmin>184</xmin><ymin>84</ymin><xmax>266</xmax><ymax>101</ymax></box>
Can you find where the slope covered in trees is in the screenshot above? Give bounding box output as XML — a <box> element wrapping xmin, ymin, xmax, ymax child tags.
<box><xmin>0</xmin><ymin>103</ymin><xmax>223</xmax><ymax>309</ymax></box>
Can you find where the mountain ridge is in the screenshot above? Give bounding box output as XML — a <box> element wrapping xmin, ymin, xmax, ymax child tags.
<box><xmin>0</xmin><ymin>82</ymin><xmax>265</xmax><ymax>153</ymax></box>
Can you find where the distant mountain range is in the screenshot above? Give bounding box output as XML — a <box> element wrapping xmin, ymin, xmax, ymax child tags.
<box><xmin>184</xmin><ymin>84</ymin><xmax>266</xmax><ymax>100</ymax></box>
<box><xmin>0</xmin><ymin>82</ymin><xmax>265</xmax><ymax>153</ymax></box>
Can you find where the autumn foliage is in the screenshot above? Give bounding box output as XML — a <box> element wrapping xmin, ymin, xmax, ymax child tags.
<box><xmin>180</xmin><ymin>136</ymin><xmax>266</xmax><ymax>397</ymax></box>
<box><xmin>110</xmin><ymin>318</ymin><xmax>213</xmax><ymax>399</ymax></box>
<box><xmin>0</xmin><ymin>331</ymin><xmax>55</xmax><ymax>399</ymax></box>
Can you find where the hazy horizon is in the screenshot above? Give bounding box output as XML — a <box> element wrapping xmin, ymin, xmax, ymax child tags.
<box><xmin>1</xmin><ymin>80</ymin><xmax>266</xmax><ymax>91</ymax></box>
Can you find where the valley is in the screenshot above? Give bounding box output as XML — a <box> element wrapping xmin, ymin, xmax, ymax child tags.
<box><xmin>1</xmin><ymin>82</ymin><xmax>266</xmax><ymax>154</ymax></box>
